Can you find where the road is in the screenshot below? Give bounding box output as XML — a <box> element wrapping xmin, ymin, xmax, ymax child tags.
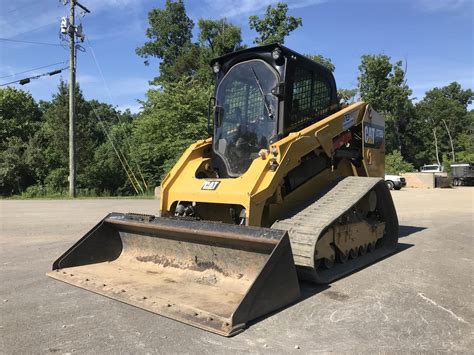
<box><xmin>1</xmin><ymin>188</ymin><xmax>473</xmax><ymax>353</ymax></box>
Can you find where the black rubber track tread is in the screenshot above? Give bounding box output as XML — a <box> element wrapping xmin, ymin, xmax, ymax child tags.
<box><xmin>272</xmin><ymin>176</ymin><xmax>399</xmax><ymax>284</ymax></box>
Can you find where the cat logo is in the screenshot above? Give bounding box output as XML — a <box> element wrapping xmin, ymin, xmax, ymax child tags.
<box><xmin>364</xmin><ymin>125</ymin><xmax>375</xmax><ymax>145</ymax></box>
<box><xmin>201</xmin><ymin>180</ymin><xmax>220</xmax><ymax>190</ymax></box>
<box><xmin>364</xmin><ymin>123</ymin><xmax>384</xmax><ymax>149</ymax></box>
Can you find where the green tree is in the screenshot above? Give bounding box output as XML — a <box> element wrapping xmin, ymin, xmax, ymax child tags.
<box><xmin>456</xmin><ymin>110</ymin><xmax>474</xmax><ymax>162</ymax></box>
<box><xmin>136</xmin><ymin>0</ymin><xmax>194</xmax><ymax>84</ymax></box>
<box><xmin>35</xmin><ymin>80</ymin><xmax>132</xmax><ymax>194</ymax></box>
<box><xmin>0</xmin><ymin>87</ymin><xmax>41</xmax><ymax>149</ymax></box>
<box><xmin>84</xmin><ymin>120</ymin><xmax>137</xmax><ymax>195</ymax></box>
<box><xmin>166</xmin><ymin>44</ymin><xmax>203</xmax><ymax>80</ymax></box>
<box><xmin>414</xmin><ymin>82</ymin><xmax>473</xmax><ymax>165</ymax></box>
<box><xmin>401</xmin><ymin>109</ymin><xmax>434</xmax><ymax>168</ymax></box>
<box><xmin>194</xmin><ymin>18</ymin><xmax>244</xmax><ymax>85</ymax></box>
<box><xmin>249</xmin><ymin>3</ymin><xmax>302</xmax><ymax>45</ymax></box>
<box><xmin>39</xmin><ymin>81</ymin><xmax>89</xmax><ymax>188</ymax></box>
<box><xmin>130</xmin><ymin>77</ymin><xmax>212</xmax><ymax>184</ymax></box>
<box><xmin>198</xmin><ymin>18</ymin><xmax>242</xmax><ymax>58</ymax></box>
<box><xmin>0</xmin><ymin>87</ymin><xmax>42</xmax><ymax>195</ymax></box>
<box><xmin>358</xmin><ymin>55</ymin><xmax>413</xmax><ymax>154</ymax></box>
<box><xmin>385</xmin><ymin>150</ymin><xmax>414</xmax><ymax>174</ymax></box>
<box><xmin>0</xmin><ymin>137</ymin><xmax>35</xmax><ymax>195</ymax></box>
<box><xmin>305</xmin><ymin>54</ymin><xmax>335</xmax><ymax>72</ymax></box>
<box><xmin>338</xmin><ymin>88</ymin><xmax>358</xmax><ymax>105</ymax></box>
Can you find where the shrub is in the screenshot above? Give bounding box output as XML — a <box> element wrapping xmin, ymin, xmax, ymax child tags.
<box><xmin>385</xmin><ymin>151</ymin><xmax>414</xmax><ymax>174</ymax></box>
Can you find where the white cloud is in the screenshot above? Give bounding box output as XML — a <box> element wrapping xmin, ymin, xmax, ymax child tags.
<box><xmin>414</xmin><ymin>0</ymin><xmax>471</xmax><ymax>12</ymax></box>
<box><xmin>84</xmin><ymin>0</ymin><xmax>147</xmax><ymax>13</ymax></box>
<box><xmin>202</xmin><ymin>0</ymin><xmax>327</xmax><ymax>19</ymax></box>
<box><xmin>0</xmin><ymin>7</ymin><xmax>63</xmax><ymax>39</ymax></box>
<box><xmin>0</xmin><ymin>0</ymin><xmax>146</xmax><ymax>39</ymax></box>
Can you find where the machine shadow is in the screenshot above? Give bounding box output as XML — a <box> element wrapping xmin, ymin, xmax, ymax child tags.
<box><xmin>399</xmin><ymin>225</ymin><xmax>426</xmax><ymax>238</ymax></box>
<box><xmin>244</xmin><ymin>241</ymin><xmax>414</xmax><ymax>333</ymax></box>
<box><xmin>296</xmin><ymin>242</ymin><xmax>414</xmax><ymax>302</ymax></box>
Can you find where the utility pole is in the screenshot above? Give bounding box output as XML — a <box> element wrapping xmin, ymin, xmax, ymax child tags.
<box><xmin>69</xmin><ymin>0</ymin><xmax>76</xmax><ymax>197</ymax></box>
<box><xmin>61</xmin><ymin>0</ymin><xmax>89</xmax><ymax>197</ymax></box>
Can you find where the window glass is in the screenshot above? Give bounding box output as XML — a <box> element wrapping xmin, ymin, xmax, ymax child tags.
<box><xmin>312</xmin><ymin>79</ymin><xmax>331</xmax><ymax>115</ymax></box>
<box><xmin>289</xmin><ymin>66</ymin><xmax>331</xmax><ymax>129</ymax></box>
<box><xmin>214</xmin><ymin>60</ymin><xmax>279</xmax><ymax>176</ymax></box>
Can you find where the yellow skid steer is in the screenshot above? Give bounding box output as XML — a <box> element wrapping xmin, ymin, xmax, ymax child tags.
<box><xmin>48</xmin><ymin>44</ymin><xmax>399</xmax><ymax>336</ymax></box>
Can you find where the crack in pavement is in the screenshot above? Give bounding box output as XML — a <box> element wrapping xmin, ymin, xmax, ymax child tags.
<box><xmin>417</xmin><ymin>293</ymin><xmax>468</xmax><ymax>324</ymax></box>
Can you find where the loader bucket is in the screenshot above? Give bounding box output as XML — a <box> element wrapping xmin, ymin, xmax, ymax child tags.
<box><xmin>47</xmin><ymin>213</ymin><xmax>300</xmax><ymax>336</ymax></box>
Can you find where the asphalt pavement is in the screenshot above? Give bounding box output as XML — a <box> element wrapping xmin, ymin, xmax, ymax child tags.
<box><xmin>0</xmin><ymin>188</ymin><xmax>472</xmax><ymax>353</ymax></box>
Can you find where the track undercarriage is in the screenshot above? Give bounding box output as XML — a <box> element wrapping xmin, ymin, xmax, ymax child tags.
<box><xmin>273</xmin><ymin>176</ymin><xmax>399</xmax><ymax>283</ymax></box>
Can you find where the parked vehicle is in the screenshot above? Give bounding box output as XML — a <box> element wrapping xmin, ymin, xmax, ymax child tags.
<box><xmin>385</xmin><ymin>174</ymin><xmax>406</xmax><ymax>190</ymax></box>
<box><xmin>451</xmin><ymin>163</ymin><xmax>474</xmax><ymax>186</ymax></box>
<box><xmin>420</xmin><ymin>164</ymin><xmax>444</xmax><ymax>173</ymax></box>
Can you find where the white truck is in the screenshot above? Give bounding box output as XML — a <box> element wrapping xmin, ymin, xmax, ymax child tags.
<box><xmin>384</xmin><ymin>174</ymin><xmax>406</xmax><ymax>190</ymax></box>
<box><xmin>420</xmin><ymin>164</ymin><xmax>444</xmax><ymax>173</ymax></box>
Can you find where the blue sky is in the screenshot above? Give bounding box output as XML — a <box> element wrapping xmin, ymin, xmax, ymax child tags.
<box><xmin>1</xmin><ymin>0</ymin><xmax>472</xmax><ymax>113</ymax></box>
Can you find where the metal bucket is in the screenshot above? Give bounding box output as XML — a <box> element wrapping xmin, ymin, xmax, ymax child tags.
<box><xmin>47</xmin><ymin>213</ymin><xmax>300</xmax><ymax>336</ymax></box>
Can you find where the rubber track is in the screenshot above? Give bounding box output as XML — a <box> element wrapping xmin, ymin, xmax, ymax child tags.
<box><xmin>272</xmin><ymin>176</ymin><xmax>398</xmax><ymax>283</ymax></box>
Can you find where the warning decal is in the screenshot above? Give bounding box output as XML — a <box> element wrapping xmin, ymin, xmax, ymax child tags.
<box><xmin>342</xmin><ymin>113</ymin><xmax>355</xmax><ymax>130</ymax></box>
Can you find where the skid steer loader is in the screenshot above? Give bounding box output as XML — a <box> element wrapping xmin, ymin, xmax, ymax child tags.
<box><xmin>48</xmin><ymin>44</ymin><xmax>399</xmax><ymax>336</ymax></box>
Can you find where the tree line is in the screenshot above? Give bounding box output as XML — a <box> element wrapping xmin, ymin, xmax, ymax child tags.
<box><xmin>1</xmin><ymin>1</ymin><xmax>472</xmax><ymax>197</ymax></box>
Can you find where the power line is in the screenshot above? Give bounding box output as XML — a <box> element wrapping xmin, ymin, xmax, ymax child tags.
<box><xmin>86</xmin><ymin>37</ymin><xmax>148</xmax><ymax>191</ymax></box>
<box><xmin>0</xmin><ymin>38</ymin><xmax>62</xmax><ymax>47</ymax></box>
<box><xmin>0</xmin><ymin>66</ymin><xmax>69</xmax><ymax>87</ymax></box>
<box><xmin>3</xmin><ymin>3</ymin><xmax>33</xmax><ymax>14</ymax></box>
<box><xmin>6</xmin><ymin>21</ymin><xmax>57</xmax><ymax>39</ymax></box>
<box><xmin>88</xmin><ymin>104</ymin><xmax>143</xmax><ymax>195</ymax></box>
<box><xmin>2</xmin><ymin>0</ymin><xmax>60</xmax><ymax>15</ymax></box>
<box><xmin>3</xmin><ymin>1</ymin><xmax>63</xmax><ymax>24</ymax></box>
<box><xmin>0</xmin><ymin>61</ymin><xmax>68</xmax><ymax>79</ymax></box>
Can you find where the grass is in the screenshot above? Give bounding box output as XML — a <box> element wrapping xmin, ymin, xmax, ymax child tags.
<box><xmin>2</xmin><ymin>186</ymin><xmax>156</xmax><ymax>200</ymax></box>
<box><xmin>3</xmin><ymin>194</ymin><xmax>156</xmax><ymax>200</ymax></box>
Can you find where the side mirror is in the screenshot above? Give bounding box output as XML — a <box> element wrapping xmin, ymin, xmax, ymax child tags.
<box><xmin>271</xmin><ymin>82</ymin><xmax>285</xmax><ymax>98</ymax></box>
<box><xmin>214</xmin><ymin>105</ymin><xmax>224</xmax><ymax>127</ymax></box>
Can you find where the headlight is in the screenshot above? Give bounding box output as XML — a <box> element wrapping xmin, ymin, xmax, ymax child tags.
<box><xmin>272</xmin><ymin>48</ymin><xmax>282</xmax><ymax>60</ymax></box>
<box><xmin>213</xmin><ymin>62</ymin><xmax>221</xmax><ymax>74</ymax></box>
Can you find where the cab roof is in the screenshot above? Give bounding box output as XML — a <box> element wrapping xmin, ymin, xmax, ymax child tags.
<box><xmin>210</xmin><ymin>43</ymin><xmax>334</xmax><ymax>76</ymax></box>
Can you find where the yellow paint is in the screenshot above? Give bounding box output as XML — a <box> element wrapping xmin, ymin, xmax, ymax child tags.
<box><xmin>160</xmin><ymin>102</ymin><xmax>385</xmax><ymax>227</ymax></box>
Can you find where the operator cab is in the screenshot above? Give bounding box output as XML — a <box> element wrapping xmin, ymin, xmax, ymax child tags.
<box><xmin>210</xmin><ymin>44</ymin><xmax>339</xmax><ymax>178</ymax></box>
